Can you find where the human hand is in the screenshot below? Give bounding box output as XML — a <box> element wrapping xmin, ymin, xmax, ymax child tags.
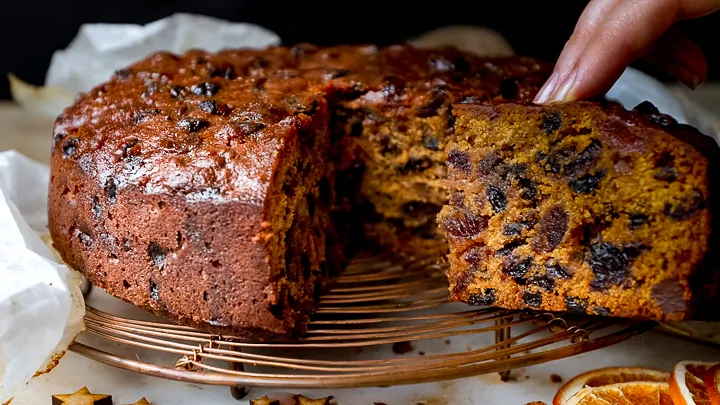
<box><xmin>534</xmin><ymin>0</ymin><xmax>720</xmax><ymax>104</ymax></box>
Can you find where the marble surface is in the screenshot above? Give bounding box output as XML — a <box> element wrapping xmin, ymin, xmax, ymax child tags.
<box><xmin>3</xmin><ymin>87</ymin><xmax>720</xmax><ymax>404</ymax></box>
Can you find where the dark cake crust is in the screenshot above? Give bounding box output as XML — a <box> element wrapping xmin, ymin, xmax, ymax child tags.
<box><xmin>441</xmin><ymin>100</ymin><xmax>720</xmax><ymax>321</ymax></box>
<box><xmin>49</xmin><ymin>45</ymin><xmax>551</xmax><ymax>338</ymax></box>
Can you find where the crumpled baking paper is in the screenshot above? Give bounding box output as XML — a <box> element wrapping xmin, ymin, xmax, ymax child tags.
<box><xmin>607</xmin><ymin>68</ymin><xmax>720</xmax><ymax>141</ymax></box>
<box><xmin>3</xmin><ymin>16</ymin><xmax>720</xmax><ymax>404</ymax></box>
<box><xmin>0</xmin><ymin>151</ymin><xmax>85</xmax><ymax>404</ymax></box>
<box><xmin>45</xmin><ymin>13</ymin><xmax>280</xmax><ymax>94</ymax></box>
<box><xmin>10</xmin><ymin>13</ymin><xmax>281</xmax><ymax>119</ymax></box>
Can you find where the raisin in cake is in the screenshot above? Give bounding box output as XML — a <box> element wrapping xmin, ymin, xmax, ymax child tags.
<box><xmin>440</xmin><ymin>100</ymin><xmax>720</xmax><ymax>320</ymax></box>
<box><xmin>48</xmin><ymin>44</ymin><xmax>551</xmax><ymax>338</ymax></box>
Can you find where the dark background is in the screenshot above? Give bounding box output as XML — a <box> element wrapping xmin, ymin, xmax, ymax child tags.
<box><xmin>2</xmin><ymin>1</ymin><xmax>719</xmax><ymax>100</ymax></box>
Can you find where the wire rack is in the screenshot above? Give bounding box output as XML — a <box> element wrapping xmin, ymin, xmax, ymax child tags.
<box><xmin>67</xmin><ymin>251</ymin><xmax>655</xmax><ymax>399</ymax></box>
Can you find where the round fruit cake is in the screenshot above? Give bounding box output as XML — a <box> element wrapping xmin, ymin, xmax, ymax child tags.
<box><xmin>48</xmin><ymin>44</ymin><xmax>551</xmax><ymax>339</ymax></box>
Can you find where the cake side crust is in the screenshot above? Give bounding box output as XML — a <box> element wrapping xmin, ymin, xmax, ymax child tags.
<box><xmin>48</xmin><ymin>173</ymin><xmax>287</xmax><ymax>338</ymax></box>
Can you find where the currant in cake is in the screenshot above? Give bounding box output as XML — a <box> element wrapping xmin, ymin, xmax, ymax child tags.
<box><xmin>440</xmin><ymin>101</ymin><xmax>720</xmax><ymax>320</ymax></box>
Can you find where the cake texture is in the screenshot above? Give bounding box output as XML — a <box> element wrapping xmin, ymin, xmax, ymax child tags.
<box><xmin>440</xmin><ymin>100</ymin><xmax>720</xmax><ymax>321</ymax></box>
<box><xmin>48</xmin><ymin>44</ymin><xmax>551</xmax><ymax>338</ymax></box>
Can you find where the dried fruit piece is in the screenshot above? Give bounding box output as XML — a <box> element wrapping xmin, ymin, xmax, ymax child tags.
<box><xmin>669</xmin><ymin>361</ymin><xmax>717</xmax><ymax>405</ymax></box>
<box><xmin>665</xmin><ymin>189</ymin><xmax>706</xmax><ymax>220</ymax></box>
<box><xmin>553</xmin><ymin>367</ymin><xmax>671</xmax><ymax>405</ymax></box>
<box><xmin>504</xmin><ymin>256</ymin><xmax>533</xmax><ymax>280</ymax></box>
<box><xmin>562</xmin><ymin>382</ymin><xmax>672</xmax><ymax>405</ymax></box>
<box><xmin>199</xmin><ymin>100</ymin><xmax>219</xmax><ymax>114</ymax></box>
<box><xmin>147</xmin><ymin>242</ymin><xmax>166</xmax><ymax>269</ymax></box>
<box><xmin>191</xmin><ymin>82</ymin><xmax>219</xmax><ymax>96</ymax></box>
<box><xmin>487</xmin><ymin>185</ymin><xmax>508</xmax><ymax>213</ymax></box>
<box><xmin>422</xmin><ymin>134</ymin><xmax>440</xmax><ymax>151</ymax></box>
<box><xmin>447</xmin><ymin>149</ymin><xmax>472</xmax><ymax>174</ymax></box>
<box><xmin>527</xmin><ymin>275</ymin><xmax>554</xmax><ymax>291</ymax></box>
<box><xmin>568</xmin><ymin>171</ymin><xmax>605</xmax><ymax>194</ymax></box>
<box><xmin>545</xmin><ymin>259</ymin><xmax>572</xmax><ymax>279</ymax></box>
<box><xmin>588</xmin><ymin>242</ymin><xmax>632</xmax><ymax>291</ymax></box>
<box><xmin>62</xmin><ymin>139</ymin><xmax>78</xmax><ymax>158</ymax></box>
<box><xmin>705</xmin><ymin>364</ymin><xmax>720</xmax><ymax>405</ymax></box>
<box><xmin>628</xmin><ymin>213</ymin><xmax>648</xmax><ymax>229</ymax></box>
<box><xmin>522</xmin><ymin>291</ymin><xmax>542</xmax><ymax>307</ymax></box>
<box><xmin>565</xmin><ymin>296</ymin><xmax>588</xmax><ymax>313</ymax></box>
<box><xmin>467</xmin><ymin>289</ymin><xmax>496</xmax><ymax>306</ymax></box>
<box><xmin>178</xmin><ymin>118</ymin><xmax>210</xmax><ymax>132</ymax></box>
<box><xmin>534</xmin><ymin>204</ymin><xmax>569</xmax><ymax>252</ymax></box>
<box><xmin>441</xmin><ymin>209</ymin><xmax>489</xmax><ymax>239</ymax></box>
<box><xmin>503</xmin><ymin>223</ymin><xmax>524</xmax><ymax>236</ymax></box>
<box><xmin>541</xmin><ymin>111</ymin><xmax>561</xmax><ymax>134</ymax></box>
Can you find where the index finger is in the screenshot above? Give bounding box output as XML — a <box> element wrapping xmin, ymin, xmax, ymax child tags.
<box><xmin>538</xmin><ymin>0</ymin><xmax>720</xmax><ymax>103</ymax></box>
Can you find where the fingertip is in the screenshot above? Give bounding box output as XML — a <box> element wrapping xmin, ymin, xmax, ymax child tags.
<box><xmin>547</xmin><ymin>69</ymin><xmax>579</xmax><ymax>103</ymax></box>
<box><xmin>534</xmin><ymin>72</ymin><xmax>559</xmax><ymax>104</ymax></box>
<box><xmin>691</xmin><ymin>75</ymin><xmax>706</xmax><ymax>90</ymax></box>
<box><xmin>665</xmin><ymin>62</ymin><xmax>707</xmax><ymax>90</ymax></box>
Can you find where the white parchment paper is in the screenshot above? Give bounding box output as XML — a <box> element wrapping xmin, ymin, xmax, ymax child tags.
<box><xmin>0</xmin><ymin>151</ymin><xmax>85</xmax><ymax>404</ymax></box>
<box><xmin>10</xmin><ymin>13</ymin><xmax>281</xmax><ymax>120</ymax></box>
<box><xmin>46</xmin><ymin>13</ymin><xmax>280</xmax><ymax>94</ymax></box>
<box><xmin>2</xmin><ymin>16</ymin><xmax>719</xmax><ymax>405</ymax></box>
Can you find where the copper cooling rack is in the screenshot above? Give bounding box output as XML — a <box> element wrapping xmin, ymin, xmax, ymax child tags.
<box><xmin>67</xmin><ymin>251</ymin><xmax>655</xmax><ymax>399</ymax></box>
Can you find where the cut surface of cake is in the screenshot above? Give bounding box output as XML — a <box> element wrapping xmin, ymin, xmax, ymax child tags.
<box><xmin>48</xmin><ymin>44</ymin><xmax>551</xmax><ymax>339</ymax></box>
<box><xmin>440</xmin><ymin>100</ymin><xmax>720</xmax><ymax>321</ymax></box>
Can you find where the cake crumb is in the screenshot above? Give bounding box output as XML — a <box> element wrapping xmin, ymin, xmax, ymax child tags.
<box><xmin>550</xmin><ymin>374</ymin><xmax>563</xmax><ymax>383</ymax></box>
<box><xmin>392</xmin><ymin>341</ymin><xmax>413</xmax><ymax>354</ymax></box>
<box><xmin>525</xmin><ymin>402</ymin><xmax>547</xmax><ymax>405</ymax></box>
<box><xmin>442</xmin><ymin>101</ymin><xmax>717</xmax><ymax>322</ymax></box>
<box><xmin>444</xmin><ymin>339</ymin><xmax>451</xmax><ymax>345</ymax></box>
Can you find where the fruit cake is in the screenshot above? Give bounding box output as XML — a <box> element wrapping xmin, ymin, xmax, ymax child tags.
<box><xmin>48</xmin><ymin>44</ymin><xmax>551</xmax><ymax>339</ymax></box>
<box><xmin>440</xmin><ymin>100</ymin><xmax>720</xmax><ymax>321</ymax></box>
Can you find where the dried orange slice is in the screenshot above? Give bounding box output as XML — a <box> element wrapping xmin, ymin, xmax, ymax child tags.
<box><xmin>553</xmin><ymin>367</ymin><xmax>671</xmax><ymax>405</ymax></box>
<box><xmin>669</xmin><ymin>361</ymin><xmax>717</xmax><ymax>405</ymax></box>
<box><xmin>706</xmin><ymin>365</ymin><xmax>720</xmax><ymax>405</ymax></box>
<box><xmin>562</xmin><ymin>382</ymin><xmax>672</xmax><ymax>405</ymax></box>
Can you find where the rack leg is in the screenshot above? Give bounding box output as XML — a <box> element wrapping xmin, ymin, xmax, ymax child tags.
<box><xmin>229</xmin><ymin>346</ymin><xmax>248</xmax><ymax>400</ymax></box>
<box><xmin>80</xmin><ymin>275</ymin><xmax>93</xmax><ymax>298</ymax></box>
<box><xmin>495</xmin><ymin>315</ymin><xmax>512</xmax><ymax>380</ymax></box>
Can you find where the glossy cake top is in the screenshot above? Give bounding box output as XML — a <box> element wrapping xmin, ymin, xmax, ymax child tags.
<box><xmin>52</xmin><ymin>44</ymin><xmax>551</xmax><ymax>205</ymax></box>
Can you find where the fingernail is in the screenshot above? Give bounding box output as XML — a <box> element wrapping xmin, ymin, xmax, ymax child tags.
<box><xmin>534</xmin><ymin>72</ymin><xmax>559</xmax><ymax>104</ymax></box>
<box><xmin>691</xmin><ymin>76</ymin><xmax>705</xmax><ymax>89</ymax></box>
<box><xmin>664</xmin><ymin>61</ymin><xmax>705</xmax><ymax>90</ymax></box>
<box><xmin>548</xmin><ymin>69</ymin><xmax>578</xmax><ymax>102</ymax></box>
